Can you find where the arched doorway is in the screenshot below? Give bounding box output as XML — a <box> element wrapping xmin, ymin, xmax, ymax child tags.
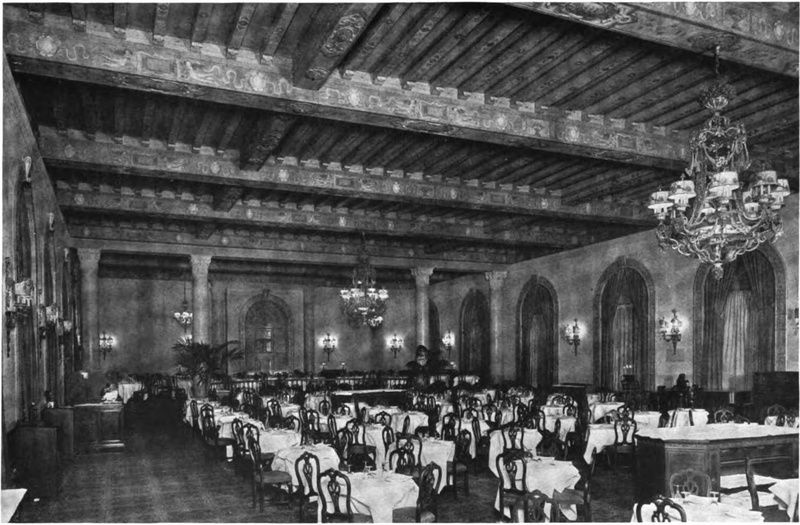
<box><xmin>428</xmin><ymin>299</ymin><xmax>440</xmax><ymax>353</ymax></box>
<box><xmin>238</xmin><ymin>291</ymin><xmax>293</xmax><ymax>374</ymax></box>
<box><xmin>459</xmin><ymin>290</ymin><xmax>490</xmax><ymax>381</ymax></box>
<box><xmin>516</xmin><ymin>276</ymin><xmax>558</xmax><ymax>387</ymax></box>
<box><xmin>593</xmin><ymin>257</ymin><xmax>655</xmax><ymax>390</ymax></box>
<box><xmin>693</xmin><ymin>248</ymin><xmax>785</xmax><ymax>390</ymax></box>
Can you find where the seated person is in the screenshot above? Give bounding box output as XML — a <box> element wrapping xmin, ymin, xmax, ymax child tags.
<box><xmin>101</xmin><ymin>383</ymin><xmax>121</xmax><ymax>403</ymax></box>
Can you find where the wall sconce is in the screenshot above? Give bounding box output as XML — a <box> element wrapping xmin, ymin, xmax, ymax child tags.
<box><xmin>442</xmin><ymin>330</ymin><xmax>454</xmax><ymax>357</ymax></box>
<box><xmin>659</xmin><ymin>309</ymin><xmax>682</xmax><ymax>354</ymax></box>
<box><xmin>22</xmin><ymin>156</ymin><xmax>32</xmax><ymax>183</ymax></box>
<box><xmin>321</xmin><ymin>333</ymin><xmax>337</xmax><ymax>361</ymax></box>
<box><xmin>388</xmin><ymin>333</ymin><xmax>404</xmax><ymax>358</ymax></box>
<box><xmin>562</xmin><ymin>319</ymin><xmax>581</xmax><ymax>355</ymax></box>
<box><xmin>790</xmin><ymin>307</ymin><xmax>799</xmax><ymax>334</ymax></box>
<box><xmin>99</xmin><ymin>331</ymin><xmax>115</xmax><ymax>359</ymax></box>
<box><xmin>5</xmin><ymin>258</ymin><xmax>33</xmax><ymax>333</ymax></box>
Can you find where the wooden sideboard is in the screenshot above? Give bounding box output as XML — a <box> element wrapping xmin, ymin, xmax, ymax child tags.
<box><xmin>73</xmin><ymin>403</ymin><xmax>125</xmax><ymax>452</ymax></box>
<box><xmin>636</xmin><ymin>425</ymin><xmax>799</xmax><ymax>500</ymax></box>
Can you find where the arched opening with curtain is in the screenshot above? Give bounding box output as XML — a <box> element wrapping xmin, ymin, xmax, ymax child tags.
<box><xmin>516</xmin><ymin>276</ymin><xmax>558</xmax><ymax>387</ymax></box>
<box><xmin>459</xmin><ymin>289</ymin><xmax>490</xmax><ymax>381</ymax></box>
<box><xmin>428</xmin><ymin>298</ymin><xmax>440</xmax><ymax>354</ymax></box>
<box><xmin>593</xmin><ymin>258</ymin><xmax>655</xmax><ymax>391</ymax></box>
<box><xmin>13</xmin><ymin>175</ymin><xmax>37</xmax><ymax>408</ymax></box>
<box><xmin>693</xmin><ymin>248</ymin><xmax>785</xmax><ymax>391</ymax></box>
<box><xmin>237</xmin><ymin>293</ymin><xmax>294</xmax><ymax>374</ymax></box>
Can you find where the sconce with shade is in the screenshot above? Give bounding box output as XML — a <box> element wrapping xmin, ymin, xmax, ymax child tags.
<box><xmin>658</xmin><ymin>309</ymin><xmax>682</xmax><ymax>354</ymax></box>
<box><xmin>388</xmin><ymin>333</ymin><xmax>404</xmax><ymax>358</ymax></box>
<box><xmin>562</xmin><ymin>319</ymin><xmax>581</xmax><ymax>355</ymax></box>
<box><xmin>321</xmin><ymin>333</ymin><xmax>337</xmax><ymax>361</ymax></box>
<box><xmin>790</xmin><ymin>306</ymin><xmax>799</xmax><ymax>334</ymax></box>
<box><xmin>99</xmin><ymin>332</ymin><xmax>115</xmax><ymax>359</ymax></box>
<box><xmin>442</xmin><ymin>330</ymin><xmax>454</xmax><ymax>357</ymax></box>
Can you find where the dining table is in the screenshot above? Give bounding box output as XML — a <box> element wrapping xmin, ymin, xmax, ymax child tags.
<box><xmin>117</xmin><ymin>381</ymin><xmax>144</xmax><ymax>404</ymax></box>
<box><xmin>435</xmin><ymin>417</ymin><xmax>490</xmax><ymax>458</ymax></box>
<box><xmin>632</xmin><ymin>493</ymin><xmax>765</xmax><ymax>522</ymax></box>
<box><xmin>387</xmin><ymin>436</ymin><xmax>455</xmax><ymax>493</ymax></box>
<box><xmin>541</xmin><ymin>414</ymin><xmax>576</xmax><ymax>441</ymax></box>
<box><xmin>588</xmin><ymin>401</ymin><xmax>624</xmax><ymax>422</ymax></box>
<box><xmin>319</xmin><ymin>470</ymin><xmax>418</xmax><ymax>523</ymax></box>
<box><xmin>271</xmin><ymin>443</ymin><xmax>340</xmax><ymax>492</ymax></box>
<box><xmin>770</xmin><ymin>478</ymin><xmax>799</xmax><ymax>519</ymax></box>
<box><xmin>258</xmin><ymin>428</ymin><xmax>302</xmax><ymax>453</ymax></box>
<box><xmin>495</xmin><ymin>457</ymin><xmax>581</xmax><ymax>520</ymax></box>
<box><xmin>764</xmin><ymin>415</ymin><xmax>800</xmax><ymax>428</ymax></box>
<box><xmin>667</xmin><ymin>408</ymin><xmax>709</xmax><ymax>427</ymax></box>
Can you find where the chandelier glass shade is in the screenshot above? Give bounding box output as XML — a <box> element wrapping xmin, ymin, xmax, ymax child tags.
<box><xmin>173</xmin><ymin>281</ymin><xmax>193</xmax><ymax>332</ymax></box>
<box><xmin>339</xmin><ymin>237</ymin><xmax>388</xmax><ymax>328</ymax></box>
<box><xmin>649</xmin><ymin>48</ymin><xmax>789</xmax><ymax>280</ymax></box>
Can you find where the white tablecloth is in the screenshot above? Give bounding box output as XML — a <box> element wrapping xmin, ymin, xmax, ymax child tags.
<box><xmin>494</xmin><ymin>458</ymin><xmax>580</xmax><ymax>519</ymax></box>
<box><xmin>381</xmin><ymin>410</ymin><xmax>428</xmax><ymax>434</ymax></box>
<box><xmin>764</xmin><ymin>415</ymin><xmax>800</xmax><ymax>428</ymax></box>
<box><xmin>1</xmin><ymin>489</ymin><xmax>26</xmax><ymax>523</ymax></box>
<box><xmin>631</xmin><ymin>494</ymin><xmax>764</xmax><ymax>522</ymax></box>
<box><xmin>271</xmin><ymin>444</ymin><xmax>340</xmax><ymax>491</ymax></box>
<box><xmin>589</xmin><ymin>401</ymin><xmax>624</xmax><ymax>422</ymax></box>
<box><xmin>117</xmin><ymin>382</ymin><xmax>144</xmax><ymax>403</ymax></box>
<box><xmin>540</xmin><ymin>405</ymin><xmax>566</xmax><ymax>417</ymax></box>
<box><xmin>320</xmin><ymin>414</ymin><xmax>354</xmax><ymax>434</ymax></box>
<box><xmin>388</xmin><ymin>437</ymin><xmax>455</xmax><ymax>493</ymax></box>
<box><xmin>436</xmin><ymin>418</ymin><xmax>490</xmax><ymax>458</ymax></box>
<box><xmin>770</xmin><ymin>478</ymin><xmax>799</xmax><ymax>519</ymax></box>
<box><xmin>634</xmin><ymin>411</ymin><xmax>663</xmax><ymax>428</ymax></box>
<box><xmin>305</xmin><ymin>393</ymin><xmax>329</xmax><ymax>411</ymax></box>
<box><xmin>319</xmin><ymin>471</ymin><xmax>418</xmax><ymax>523</ymax></box>
<box><xmin>583</xmin><ymin>423</ymin><xmax>616</xmax><ymax>464</ymax></box>
<box><xmin>542</xmin><ymin>415</ymin><xmax>576</xmax><ymax>441</ymax></box>
<box><xmin>259</xmin><ymin>428</ymin><xmax>301</xmax><ymax>452</ymax></box>
<box><xmin>668</xmin><ymin>408</ymin><xmax>709</xmax><ymax>427</ymax></box>
<box><xmin>218</xmin><ymin>412</ymin><xmax>259</xmax><ymax>439</ymax></box>
<box><xmin>488</xmin><ymin>429</ymin><xmax>542</xmax><ymax>475</ymax></box>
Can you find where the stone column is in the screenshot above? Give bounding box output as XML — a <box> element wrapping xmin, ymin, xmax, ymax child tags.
<box><xmin>485</xmin><ymin>270</ymin><xmax>508</xmax><ymax>383</ymax></box>
<box><xmin>77</xmin><ymin>248</ymin><xmax>101</xmax><ymax>370</ymax></box>
<box><xmin>191</xmin><ymin>255</ymin><xmax>212</xmax><ymax>343</ymax></box>
<box><xmin>411</xmin><ymin>267</ymin><xmax>435</xmax><ymax>348</ymax></box>
<box><xmin>303</xmin><ymin>286</ymin><xmax>315</xmax><ymax>373</ymax></box>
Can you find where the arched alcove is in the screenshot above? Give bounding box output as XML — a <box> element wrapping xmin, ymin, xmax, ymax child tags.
<box><xmin>516</xmin><ymin>275</ymin><xmax>558</xmax><ymax>387</ymax></box>
<box><xmin>237</xmin><ymin>291</ymin><xmax>294</xmax><ymax>374</ymax></box>
<box><xmin>593</xmin><ymin>257</ymin><xmax>656</xmax><ymax>390</ymax></box>
<box><xmin>428</xmin><ymin>298</ymin><xmax>440</xmax><ymax>353</ymax></box>
<box><xmin>459</xmin><ymin>289</ymin><xmax>490</xmax><ymax>381</ymax></box>
<box><xmin>693</xmin><ymin>246</ymin><xmax>786</xmax><ymax>390</ymax></box>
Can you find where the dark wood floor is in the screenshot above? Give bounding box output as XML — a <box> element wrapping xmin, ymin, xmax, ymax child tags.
<box><xmin>11</xmin><ymin>398</ymin><xmax>646</xmax><ymax>522</ymax></box>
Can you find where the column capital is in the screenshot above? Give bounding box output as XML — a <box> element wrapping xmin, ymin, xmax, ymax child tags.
<box><xmin>77</xmin><ymin>248</ymin><xmax>101</xmax><ymax>273</ymax></box>
<box><xmin>411</xmin><ymin>266</ymin><xmax>435</xmax><ymax>286</ymax></box>
<box><xmin>485</xmin><ymin>270</ymin><xmax>508</xmax><ymax>290</ymax></box>
<box><xmin>190</xmin><ymin>254</ymin><xmax>212</xmax><ymax>278</ymax></box>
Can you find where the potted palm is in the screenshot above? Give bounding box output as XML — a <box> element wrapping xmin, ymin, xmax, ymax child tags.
<box><xmin>172</xmin><ymin>339</ymin><xmax>242</xmax><ymax>398</ymax></box>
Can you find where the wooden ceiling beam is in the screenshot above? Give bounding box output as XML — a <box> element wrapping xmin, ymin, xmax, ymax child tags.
<box><xmin>152</xmin><ymin>4</ymin><xmax>170</xmax><ymax>46</ymax></box>
<box><xmin>69</xmin><ymin>4</ymin><xmax>86</xmax><ymax>32</ymax></box>
<box><xmin>112</xmin><ymin>4</ymin><xmax>127</xmax><ymax>39</ymax></box>
<box><xmin>189</xmin><ymin>4</ymin><xmax>214</xmax><ymax>52</ymax></box>
<box><xmin>216</xmin><ymin>109</ymin><xmax>244</xmax><ymax>154</ymax></box>
<box><xmin>345</xmin><ymin>4</ymin><xmax>420</xmax><ymax>73</ymax></box>
<box><xmin>4</xmin><ymin>14</ymin><xmax>689</xmax><ymax>170</ymax></box>
<box><xmin>56</xmin><ymin>185</ymin><xmax>594</xmax><ymax>249</ymax></box>
<box><xmin>509</xmin><ymin>2</ymin><xmax>798</xmax><ymax>77</ymax></box>
<box><xmin>39</xmin><ymin>127</ymin><xmax>653</xmax><ymax>225</ymax></box>
<box><xmin>292</xmin><ymin>4</ymin><xmax>380</xmax><ymax>90</ymax></box>
<box><xmin>226</xmin><ymin>4</ymin><xmax>258</xmax><ymax>60</ymax></box>
<box><xmin>240</xmin><ymin>115</ymin><xmax>294</xmax><ymax>170</ymax></box>
<box><xmin>259</xmin><ymin>4</ymin><xmax>298</xmax><ymax>60</ymax></box>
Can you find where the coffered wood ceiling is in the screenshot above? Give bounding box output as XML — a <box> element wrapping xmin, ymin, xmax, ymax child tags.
<box><xmin>5</xmin><ymin>3</ymin><xmax>798</xmax><ymax>285</ymax></box>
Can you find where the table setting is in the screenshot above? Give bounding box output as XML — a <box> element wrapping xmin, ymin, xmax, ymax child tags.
<box><xmin>271</xmin><ymin>443</ymin><xmax>340</xmax><ymax>491</ymax></box>
<box><xmin>633</xmin><ymin>493</ymin><xmax>765</xmax><ymax>522</ymax></box>
<box><xmin>436</xmin><ymin>417</ymin><xmax>490</xmax><ymax>458</ymax></box>
<box><xmin>318</xmin><ymin>469</ymin><xmax>419</xmax><ymax>523</ymax></box>
<box><xmin>667</xmin><ymin>408</ymin><xmax>709</xmax><ymax>427</ymax></box>
<box><xmin>487</xmin><ymin>429</ymin><xmax>542</xmax><ymax>473</ymax></box>
<box><xmin>494</xmin><ymin>456</ymin><xmax>581</xmax><ymax>520</ymax></box>
<box><xmin>258</xmin><ymin>427</ymin><xmax>302</xmax><ymax>453</ymax></box>
<box><xmin>588</xmin><ymin>401</ymin><xmax>625</xmax><ymax>422</ymax></box>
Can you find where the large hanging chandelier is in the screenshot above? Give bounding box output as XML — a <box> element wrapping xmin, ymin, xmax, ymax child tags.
<box><xmin>173</xmin><ymin>280</ymin><xmax>193</xmax><ymax>336</ymax></box>
<box><xmin>339</xmin><ymin>235</ymin><xmax>389</xmax><ymax>328</ymax></box>
<box><xmin>649</xmin><ymin>46</ymin><xmax>789</xmax><ymax>280</ymax></box>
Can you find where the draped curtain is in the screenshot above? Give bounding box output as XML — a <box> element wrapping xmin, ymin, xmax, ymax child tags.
<box><xmin>700</xmin><ymin>250</ymin><xmax>774</xmax><ymax>390</ymax></box>
<box><xmin>600</xmin><ymin>268</ymin><xmax>647</xmax><ymax>390</ymax></box>
<box><xmin>529</xmin><ymin>314</ymin><xmax>546</xmax><ymax>386</ymax></box>
<box><xmin>721</xmin><ymin>291</ymin><xmax>750</xmax><ymax>391</ymax></box>
<box><xmin>460</xmin><ymin>291</ymin><xmax>490</xmax><ymax>380</ymax></box>
<box><xmin>518</xmin><ymin>284</ymin><xmax>554</xmax><ymax>387</ymax></box>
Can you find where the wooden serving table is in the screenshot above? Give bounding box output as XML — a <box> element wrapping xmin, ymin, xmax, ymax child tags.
<box><xmin>636</xmin><ymin>424</ymin><xmax>798</xmax><ymax>500</ymax></box>
<box><xmin>73</xmin><ymin>402</ymin><xmax>125</xmax><ymax>452</ymax></box>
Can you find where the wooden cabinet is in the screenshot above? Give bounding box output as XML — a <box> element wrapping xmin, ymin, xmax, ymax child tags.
<box><xmin>753</xmin><ymin>372</ymin><xmax>799</xmax><ymax>418</ymax></box>
<box><xmin>73</xmin><ymin>403</ymin><xmax>125</xmax><ymax>452</ymax></box>
<box><xmin>8</xmin><ymin>425</ymin><xmax>60</xmax><ymax>498</ymax></box>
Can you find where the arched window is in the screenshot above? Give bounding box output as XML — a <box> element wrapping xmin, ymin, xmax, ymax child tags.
<box><xmin>694</xmin><ymin>248</ymin><xmax>784</xmax><ymax>391</ymax></box>
<box><xmin>238</xmin><ymin>292</ymin><xmax>294</xmax><ymax>374</ymax></box>
<box><xmin>593</xmin><ymin>258</ymin><xmax>655</xmax><ymax>390</ymax></box>
<box><xmin>516</xmin><ymin>276</ymin><xmax>558</xmax><ymax>387</ymax></box>
<box><xmin>459</xmin><ymin>289</ymin><xmax>490</xmax><ymax>381</ymax></box>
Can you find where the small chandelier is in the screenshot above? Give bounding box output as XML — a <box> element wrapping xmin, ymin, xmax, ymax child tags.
<box><xmin>173</xmin><ymin>280</ymin><xmax>193</xmax><ymax>335</ymax></box>
<box><xmin>99</xmin><ymin>331</ymin><xmax>115</xmax><ymax>359</ymax></box>
<box><xmin>339</xmin><ymin>234</ymin><xmax>388</xmax><ymax>328</ymax></box>
<box><xmin>649</xmin><ymin>46</ymin><xmax>789</xmax><ymax>280</ymax></box>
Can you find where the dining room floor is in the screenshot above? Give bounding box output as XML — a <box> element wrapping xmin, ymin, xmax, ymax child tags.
<box><xmin>6</xmin><ymin>397</ymin><xmax>751</xmax><ymax>523</ymax></box>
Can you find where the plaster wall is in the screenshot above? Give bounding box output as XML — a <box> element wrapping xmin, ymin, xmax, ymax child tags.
<box><xmin>429</xmin><ymin>274</ymin><xmax>488</xmax><ymax>371</ymax></box>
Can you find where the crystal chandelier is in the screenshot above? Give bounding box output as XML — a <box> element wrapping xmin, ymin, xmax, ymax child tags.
<box><xmin>339</xmin><ymin>235</ymin><xmax>389</xmax><ymax>328</ymax></box>
<box><xmin>173</xmin><ymin>281</ymin><xmax>193</xmax><ymax>335</ymax></box>
<box><xmin>649</xmin><ymin>46</ymin><xmax>789</xmax><ymax>279</ymax></box>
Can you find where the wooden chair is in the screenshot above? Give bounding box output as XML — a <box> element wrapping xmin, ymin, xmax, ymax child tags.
<box><xmin>447</xmin><ymin>428</ymin><xmax>471</xmax><ymax>499</ymax></box>
<box><xmin>501</xmin><ymin>425</ymin><xmax>525</xmax><ymax>451</ymax></box>
<box><xmin>612</xmin><ymin>413</ymin><xmax>637</xmax><ymax>471</ymax></box>
<box><xmin>511</xmin><ymin>490</ymin><xmax>553</xmax><ymax>523</ymax></box>
<box><xmin>266</xmin><ymin>398</ymin><xmax>283</xmax><ymax>427</ymax></box>
<box><xmin>536</xmin><ymin>411</ymin><xmax>562</xmax><ymax>458</ymax></box>
<box><xmin>669</xmin><ymin>469</ymin><xmax>712</xmax><ymax>497</ymax></box>
<box><xmin>440</xmin><ymin>413</ymin><xmax>458</xmax><ymax>441</ymax></box>
<box><xmin>374</xmin><ymin>410</ymin><xmax>393</xmax><ymax>427</ymax></box>
<box><xmin>398</xmin><ymin>434</ymin><xmax>423</xmax><ymax>476</ymax></box>
<box><xmin>318</xmin><ymin>398</ymin><xmax>331</xmax><ymax>416</ymax></box>
<box><xmin>497</xmin><ymin>449</ymin><xmax>529</xmax><ymax>520</ymax></box>
<box><xmin>713</xmin><ymin>407</ymin><xmax>735</xmax><ymax>423</ymax></box>
<box><xmin>472</xmin><ymin>417</ymin><xmax>490</xmax><ymax>469</ymax></box>
<box><xmin>416</xmin><ymin>462</ymin><xmax>442</xmax><ymax>522</ymax></box>
<box><xmin>189</xmin><ymin>399</ymin><xmax>201</xmax><ymax>436</ymax></box>
<box><xmin>335</xmin><ymin>404</ymin><xmax>351</xmax><ymax>416</ymax></box>
<box><xmin>294</xmin><ymin>451</ymin><xmax>321</xmax><ymax>521</ymax></box>
<box><xmin>244</xmin><ymin>423</ymin><xmax>275</xmax><ymax>470</ymax></box>
<box><xmin>200</xmin><ymin>403</ymin><xmax>235</xmax><ymax>460</ymax></box>
<box><xmin>381</xmin><ymin>424</ymin><xmax>395</xmax><ymax>458</ymax></box>
<box><xmin>745</xmin><ymin>457</ymin><xmax>783</xmax><ymax>511</ymax></box>
<box><xmin>317</xmin><ymin>468</ymin><xmax>369</xmax><ymax>522</ymax></box>
<box><xmin>388</xmin><ymin>447</ymin><xmax>416</xmax><ymax>475</ymax></box>
<box><xmin>347</xmin><ymin>422</ymin><xmax>377</xmax><ymax>471</ymax></box>
<box><xmin>231</xmin><ymin>418</ymin><xmax>248</xmax><ymax>478</ymax></box>
<box><xmin>635</xmin><ymin>495</ymin><xmax>687</xmax><ymax>522</ymax></box>
<box><xmin>553</xmin><ymin>453</ymin><xmax>594</xmax><ymax>521</ymax></box>
<box><xmin>246</xmin><ymin>432</ymin><xmax>292</xmax><ymax>511</ymax></box>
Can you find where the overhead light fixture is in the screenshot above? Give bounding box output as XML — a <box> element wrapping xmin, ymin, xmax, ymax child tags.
<box><xmin>388</xmin><ymin>333</ymin><xmax>404</xmax><ymax>358</ymax></box>
<box><xmin>658</xmin><ymin>309</ymin><xmax>683</xmax><ymax>354</ymax></box>
<box><xmin>173</xmin><ymin>280</ymin><xmax>193</xmax><ymax>335</ymax></box>
<box><xmin>442</xmin><ymin>330</ymin><xmax>454</xmax><ymax>357</ymax></box>
<box><xmin>649</xmin><ymin>46</ymin><xmax>789</xmax><ymax>280</ymax></box>
<box><xmin>99</xmin><ymin>331</ymin><xmax>115</xmax><ymax>359</ymax></box>
<box><xmin>339</xmin><ymin>234</ymin><xmax>388</xmax><ymax>328</ymax></box>
<box><xmin>562</xmin><ymin>319</ymin><xmax>581</xmax><ymax>355</ymax></box>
